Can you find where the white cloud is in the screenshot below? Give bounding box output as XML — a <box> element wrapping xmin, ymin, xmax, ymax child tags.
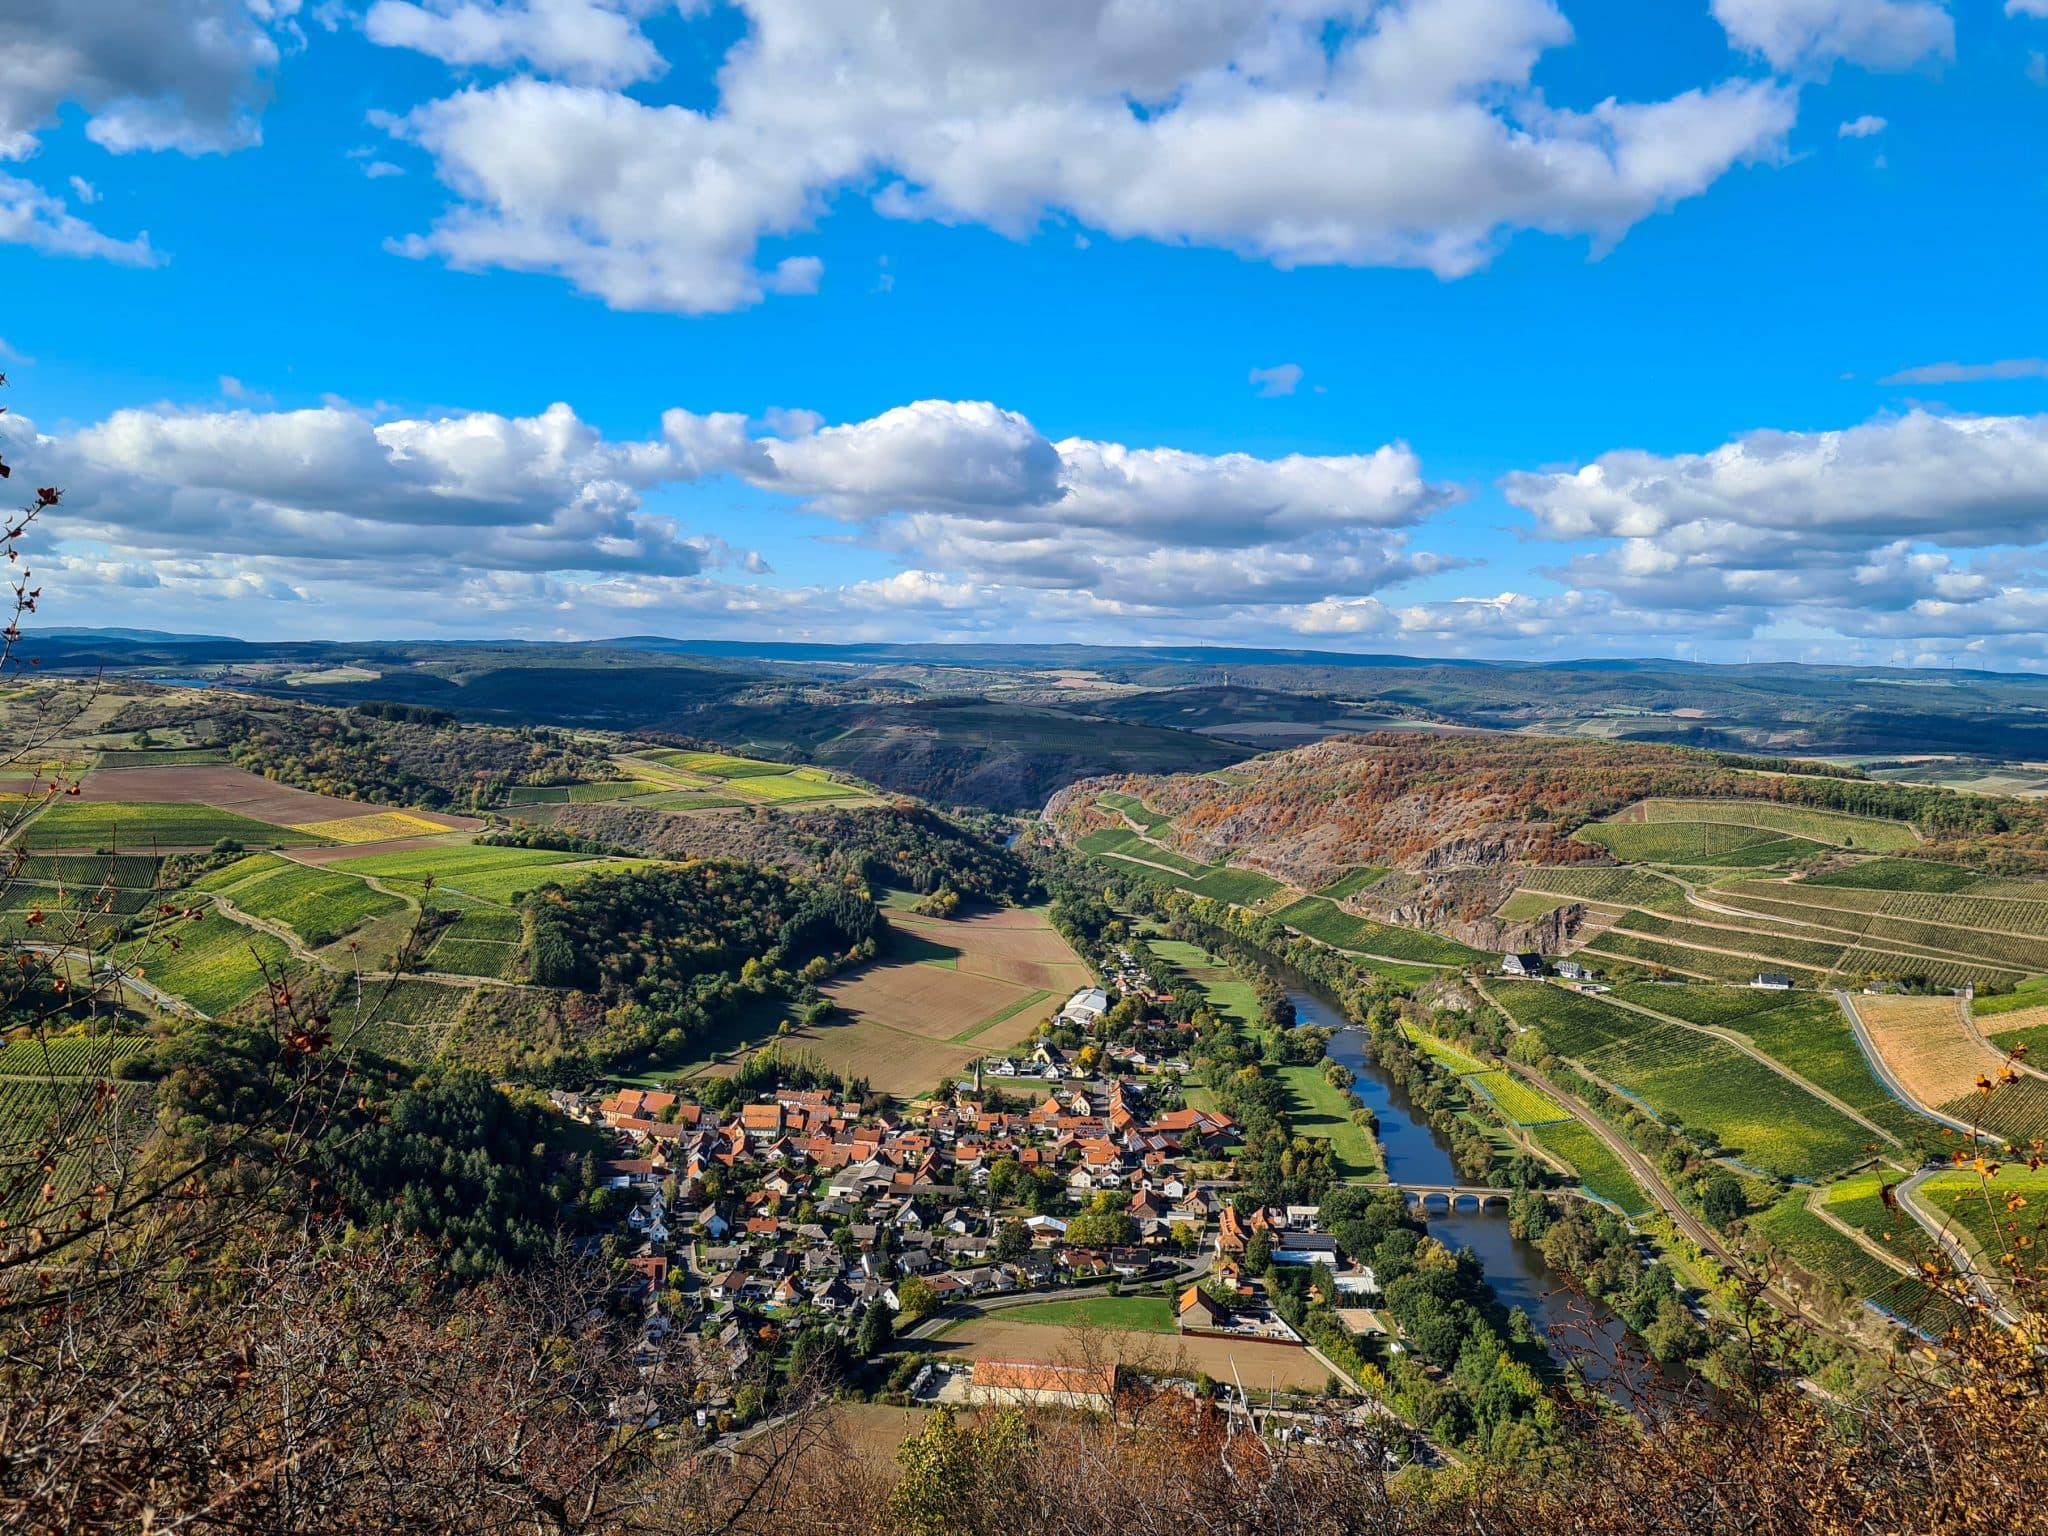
<box><xmin>0</xmin><ymin>0</ymin><xmax>281</xmax><ymax>158</ymax></box>
<box><xmin>1838</xmin><ymin>113</ymin><xmax>1887</xmax><ymax>136</ymax></box>
<box><xmin>2009</xmin><ymin>1</ymin><xmax>2048</xmax><ymax>17</ymax></box>
<box><xmin>362</xmin><ymin>159</ymin><xmax>406</xmax><ymax>179</ymax></box>
<box><xmin>1499</xmin><ymin>410</ymin><xmax>2048</xmax><ymax>658</ymax></box>
<box><xmin>363</xmin><ymin>0</ymin><xmax>673</xmax><ymax>89</ymax></box>
<box><xmin>1249</xmin><ymin>363</ymin><xmax>1303</xmax><ymax>397</ymax></box>
<box><xmin>0</xmin><ymin>173</ymin><xmax>161</xmax><ymax>265</ymax></box>
<box><xmin>0</xmin><ymin>0</ymin><xmax>286</xmax><ymax>260</ymax></box>
<box><xmin>1881</xmin><ymin>358</ymin><xmax>2048</xmax><ymax>384</ymax></box>
<box><xmin>381</xmin><ymin>0</ymin><xmax>1795</xmax><ymax>313</ymax></box>
<box><xmin>1712</xmin><ymin>0</ymin><xmax>1953</xmax><ymax>71</ymax></box>
<box><xmin>8</xmin><ymin>391</ymin><xmax>1466</xmax><ymax>636</ymax></box>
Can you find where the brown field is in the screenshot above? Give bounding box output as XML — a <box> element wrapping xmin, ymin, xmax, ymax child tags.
<box><xmin>823</xmin><ymin>961</ymin><xmax>1031</xmax><ymax>1043</ymax></box>
<box><xmin>935</xmin><ymin>1316</ymin><xmax>1329</xmax><ymax>1394</ymax></box>
<box><xmin>81</xmin><ymin>763</ymin><xmax>477</xmax><ymax>834</ymax></box>
<box><xmin>787</xmin><ymin>906</ymin><xmax>1090</xmax><ymax>1094</ymax></box>
<box><xmin>1856</xmin><ymin>993</ymin><xmax>2002</xmax><ymax>1106</ymax></box>
<box><xmin>771</xmin><ymin>1019</ymin><xmax>989</xmax><ymax>1098</ymax></box>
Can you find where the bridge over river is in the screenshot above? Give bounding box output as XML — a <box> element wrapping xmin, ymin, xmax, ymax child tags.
<box><xmin>1360</xmin><ymin>1182</ymin><xmax>1516</xmax><ymax>1212</ymax></box>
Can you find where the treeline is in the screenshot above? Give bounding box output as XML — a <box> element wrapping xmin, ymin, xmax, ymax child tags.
<box><xmin>215</xmin><ymin>703</ymin><xmax>615</xmax><ymax>809</ymax></box>
<box><xmin>151</xmin><ymin>1020</ymin><xmax>577</xmax><ymax>1279</ymax></box>
<box><xmin>524</xmin><ymin>862</ymin><xmax>879</xmax><ymax>1070</ymax></box>
<box><xmin>351</xmin><ymin>700</ymin><xmax>456</xmax><ymax>726</ymax></box>
<box><xmin>548</xmin><ymin>802</ymin><xmax>1041</xmax><ymax>906</ymax></box>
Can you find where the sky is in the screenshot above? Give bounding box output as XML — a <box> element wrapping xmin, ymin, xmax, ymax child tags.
<box><xmin>4</xmin><ymin>0</ymin><xmax>2048</xmax><ymax>666</ymax></box>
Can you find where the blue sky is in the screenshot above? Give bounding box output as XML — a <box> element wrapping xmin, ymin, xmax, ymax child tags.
<box><xmin>5</xmin><ymin>0</ymin><xmax>2048</xmax><ymax>664</ymax></box>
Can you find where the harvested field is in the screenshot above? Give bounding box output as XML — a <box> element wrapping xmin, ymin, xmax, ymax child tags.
<box><xmin>934</xmin><ymin>1315</ymin><xmax>1329</xmax><ymax>1393</ymax></box>
<box><xmin>795</xmin><ymin>907</ymin><xmax>1091</xmax><ymax>1093</ymax></box>
<box><xmin>1853</xmin><ymin>993</ymin><xmax>2002</xmax><ymax>1109</ymax></box>
<box><xmin>78</xmin><ymin>763</ymin><xmax>477</xmax><ymax>834</ymax></box>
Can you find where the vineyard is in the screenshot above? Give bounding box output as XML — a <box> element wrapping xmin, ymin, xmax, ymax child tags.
<box><xmin>1622</xmin><ymin>799</ymin><xmax>1922</xmax><ymax>850</ymax></box>
<box><xmin>1493</xmin><ymin>981</ymin><xmax>1876</xmax><ymax>1180</ymax></box>
<box><xmin>0</xmin><ymin>1078</ymin><xmax>157</xmax><ymax>1219</ymax></box>
<box><xmin>114</xmin><ymin>907</ymin><xmax>296</xmax><ymax>1017</ymax></box>
<box><xmin>1749</xmin><ymin>1192</ymin><xmax>1968</xmax><ymax>1338</ymax></box>
<box><xmin>196</xmin><ymin>855</ymin><xmax>407</xmax><ymax>947</ymax></box>
<box><xmin>1272</xmin><ymin>896</ymin><xmax>1478</xmax><ymax>964</ymax></box>
<box><xmin>1526</xmin><ymin>1120</ymin><xmax>1652</xmax><ymax>1214</ymax></box>
<box><xmin>20</xmin><ymin>801</ymin><xmax>329</xmax><ymax>851</ymax></box>
<box><xmin>0</xmin><ymin>1034</ymin><xmax>149</xmax><ymax>1075</ymax></box>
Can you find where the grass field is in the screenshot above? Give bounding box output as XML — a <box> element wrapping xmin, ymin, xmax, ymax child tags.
<box><xmin>1272</xmin><ymin>1061</ymin><xmax>1379</xmax><ymax>1178</ymax></box>
<box><xmin>1527</xmin><ymin>1119</ymin><xmax>1653</xmax><ymax>1214</ymax></box>
<box><xmin>18</xmin><ymin>801</ymin><xmax>327</xmax><ymax>850</ymax></box>
<box><xmin>995</xmin><ymin>1296</ymin><xmax>1176</xmax><ymax>1333</ymax></box>
<box><xmin>94</xmin><ymin>748</ymin><xmax>230</xmax><ymax>768</ymax></box>
<box><xmin>1095</xmin><ymin>792</ymin><xmax>1172</xmax><ymax>834</ymax></box>
<box><xmin>1146</xmin><ymin>938</ymin><xmax>1262</xmax><ymax>1026</ymax></box>
<box><xmin>1497</xmin><ymin>891</ymin><xmax>1574</xmax><ymax>921</ymax></box>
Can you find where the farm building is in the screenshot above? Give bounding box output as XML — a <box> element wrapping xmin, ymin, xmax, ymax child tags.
<box><xmin>1555</xmin><ymin>961</ymin><xmax>1591</xmax><ymax>981</ymax></box>
<box><xmin>1751</xmin><ymin>973</ymin><xmax>1793</xmax><ymax>991</ymax></box>
<box><xmin>1503</xmin><ymin>953</ymin><xmax>1546</xmax><ymax>978</ymax></box>
<box><xmin>967</xmin><ymin>1359</ymin><xmax>1118</xmax><ymax>1412</ymax></box>
<box><xmin>1060</xmin><ymin>986</ymin><xmax>1111</xmax><ymax>1025</ymax></box>
<box><xmin>1177</xmin><ymin>1285</ymin><xmax>1228</xmax><ymax>1332</ymax></box>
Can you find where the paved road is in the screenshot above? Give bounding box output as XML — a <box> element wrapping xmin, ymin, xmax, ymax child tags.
<box><xmin>1833</xmin><ymin>991</ymin><xmax>1990</xmax><ymax>1140</ymax></box>
<box><xmin>1895</xmin><ymin>1167</ymin><xmax>2017</xmax><ymax>1326</ymax></box>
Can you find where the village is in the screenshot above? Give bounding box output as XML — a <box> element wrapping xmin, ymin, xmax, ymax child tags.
<box><xmin>552</xmin><ymin>967</ymin><xmax>1387</xmax><ymax>1439</ymax></box>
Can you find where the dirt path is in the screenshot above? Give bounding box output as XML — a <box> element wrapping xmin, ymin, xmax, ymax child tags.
<box><xmin>1802</xmin><ymin>1186</ymin><xmax>1918</xmax><ymax>1280</ymax></box>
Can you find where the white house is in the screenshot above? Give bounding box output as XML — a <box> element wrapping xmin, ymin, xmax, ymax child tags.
<box><xmin>1502</xmin><ymin>953</ymin><xmax>1546</xmax><ymax>978</ymax></box>
<box><xmin>1751</xmin><ymin>973</ymin><xmax>1793</xmax><ymax>991</ymax></box>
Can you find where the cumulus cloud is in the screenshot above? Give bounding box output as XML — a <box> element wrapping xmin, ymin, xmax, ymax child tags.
<box><xmin>1838</xmin><ymin>113</ymin><xmax>1887</xmax><ymax>136</ymax></box>
<box><xmin>7</xmin><ymin>391</ymin><xmax>1465</xmax><ymax>637</ymax></box>
<box><xmin>1499</xmin><ymin>409</ymin><xmax>2048</xmax><ymax>659</ymax></box>
<box><xmin>0</xmin><ymin>0</ymin><xmax>286</xmax><ymax>259</ymax></box>
<box><xmin>380</xmin><ymin>0</ymin><xmax>1795</xmax><ymax>313</ymax></box>
<box><xmin>0</xmin><ymin>173</ymin><xmax>160</xmax><ymax>265</ymax></box>
<box><xmin>1882</xmin><ymin>357</ymin><xmax>2048</xmax><ymax>384</ymax></box>
<box><xmin>2010</xmin><ymin>0</ymin><xmax>2048</xmax><ymax>16</ymax></box>
<box><xmin>1249</xmin><ymin>363</ymin><xmax>1304</xmax><ymax>397</ymax></box>
<box><xmin>363</xmin><ymin>0</ymin><xmax>673</xmax><ymax>88</ymax></box>
<box><xmin>1712</xmin><ymin>0</ymin><xmax>1953</xmax><ymax>72</ymax></box>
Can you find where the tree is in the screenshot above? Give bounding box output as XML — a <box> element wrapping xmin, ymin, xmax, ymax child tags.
<box><xmin>856</xmin><ymin>1300</ymin><xmax>894</xmax><ymax>1358</ymax></box>
<box><xmin>1701</xmin><ymin>1170</ymin><xmax>1747</xmax><ymax>1228</ymax></box>
<box><xmin>1245</xmin><ymin>1229</ymin><xmax>1273</xmax><ymax>1274</ymax></box>
<box><xmin>896</xmin><ymin>1275</ymin><xmax>941</xmax><ymax>1326</ymax></box>
<box><xmin>993</xmin><ymin>1218</ymin><xmax>1031</xmax><ymax>1264</ymax></box>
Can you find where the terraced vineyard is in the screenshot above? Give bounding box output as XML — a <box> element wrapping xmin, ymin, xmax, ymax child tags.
<box><xmin>1493</xmin><ymin>981</ymin><xmax>1877</xmax><ymax>1180</ymax></box>
<box><xmin>1915</xmin><ymin>1164</ymin><xmax>2048</xmax><ymax>1275</ymax></box>
<box><xmin>0</xmin><ymin>1077</ymin><xmax>157</xmax><ymax>1219</ymax></box>
<box><xmin>1272</xmin><ymin>896</ymin><xmax>1478</xmax><ymax>965</ymax></box>
<box><xmin>114</xmin><ymin>907</ymin><xmax>297</xmax><ymax>1017</ymax></box>
<box><xmin>1750</xmin><ymin>1191</ymin><xmax>1968</xmax><ymax>1338</ymax></box>
<box><xmin>0</xmin><ymin>1034</ymin><xmax>149</xmax><ymax>1075</ymax></box>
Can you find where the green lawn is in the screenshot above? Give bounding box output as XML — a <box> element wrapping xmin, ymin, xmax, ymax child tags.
<box><xmin>1273</xmin><ymin>1062</ymin><xmax>1379</xmax><ymax>1178</ymax></box>
<box><xmin>1148</xmin><ymin>938</ymin><xmax>1261</xmax><ymax>1026</ymax></box>
<box><xmin>998</xmin><ymin>1295</ymin><xmax>1177</xmax><ymax>1333</ymax></box>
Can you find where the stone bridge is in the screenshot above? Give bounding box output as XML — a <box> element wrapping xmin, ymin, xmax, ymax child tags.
<box><xmin>1360</xmin><ymin>1182</ymin><xmax>1516</xmax><ymax>1212</ymax></box>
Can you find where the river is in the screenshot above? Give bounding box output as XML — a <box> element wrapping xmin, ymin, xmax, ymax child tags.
<box><xmin>1301</xmin><ymin>983</ymin><xmax>1636</xmax><ymax>1376</ymax></box>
